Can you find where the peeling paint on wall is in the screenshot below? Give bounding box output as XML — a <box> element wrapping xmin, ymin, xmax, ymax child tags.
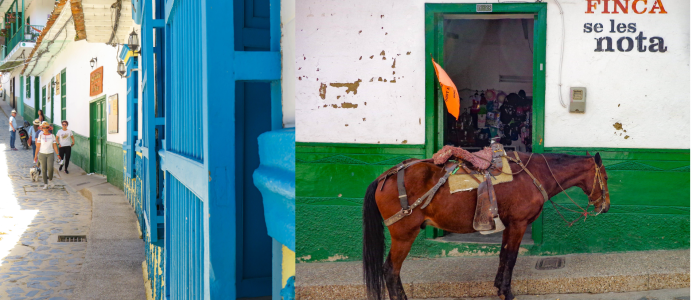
<box><xmin>319</xmin><ymin>83</ymin><xmax>327</xmax><ymax>99</ymax></box>
<box><xmin>329</xmin><ymin>79</ymin><xmax>362</xmax><ymax>94</ymax></box>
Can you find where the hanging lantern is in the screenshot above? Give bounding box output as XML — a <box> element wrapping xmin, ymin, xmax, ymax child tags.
<box><xmin>117</xmin><ymin>60</ymin><xmax>126</xmax><ymax>77</ymax></box>
<box><xmin>90</xmin><ymin>57</ymin><xmax>97</xmax><ymax>69</ymax></box>
<box><xmin>127</xmin><ymin>30</ymin><xmax>140</xmax><ymax>54</ymax></box>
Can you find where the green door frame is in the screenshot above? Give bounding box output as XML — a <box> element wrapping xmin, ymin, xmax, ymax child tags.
<box><xmin>424</xmin><ymin>3</ymin><xmax>547</xmax><ymax>242</ymax></box>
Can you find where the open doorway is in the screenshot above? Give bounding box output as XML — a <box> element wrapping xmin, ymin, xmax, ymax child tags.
<box><xmin>235</xmin><ymin>81</ymin><xmax>273</xmax><ymax>300</ymax></box>
<box><xmin>443</xmin><ymin>16</ymin><xmax>534</xmax><ymax>153</ymax></box>
<box><xmin>440</xmin><ymin>15</ymin><xmax>536</xmax><ymax>244</ymax></box>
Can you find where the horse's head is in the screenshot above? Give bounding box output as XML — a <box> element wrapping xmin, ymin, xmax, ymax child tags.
<box><xmin>585</xmin><ymin>152</ymin><xmax>610</xmax><ymax>214</ymax></box>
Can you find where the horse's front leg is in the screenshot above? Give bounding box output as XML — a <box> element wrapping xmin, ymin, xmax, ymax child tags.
<box><xmin>497</xmin><ymin>222</ymin><xmax>527</xmax><ymax>300</ymax></box>
<box><xmin>383</xmin><ymin>228</ymin><xmax>420</xmax><ymax>300</ymax></box>
<box><xmin>494</xmin><ymin>242</ymin><xmax>506</xmax><ymax>289</ymax></box>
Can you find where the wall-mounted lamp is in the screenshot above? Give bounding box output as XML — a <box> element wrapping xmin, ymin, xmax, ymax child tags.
<box><xmin>90</xmin><ymin>57</ymin><xmax>97</xmax><ymax>69</ymax></box>
<box><xmin>50</xmin><ymin>80</ymin><xmax>55</xmax><ymax>89</ymax></box>
<box><xmin>127</xmin><ymin>30</ymin><xmax>141</xmax><ymax>54</ymax></box>
<box><xmin>118</xmin><ymin>60</ymin><xmax>140</xmax><ymax>79</ymax></box>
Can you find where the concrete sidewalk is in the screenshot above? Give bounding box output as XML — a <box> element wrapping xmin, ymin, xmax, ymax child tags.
<box><xmin>296</xmin><ymin>249</ymin><xmax>689</xmax><ymax>299</ymax></box>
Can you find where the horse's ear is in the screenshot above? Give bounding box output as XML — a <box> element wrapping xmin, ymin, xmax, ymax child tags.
<box><xmin>594</xmin><ymin>152</ymin><xmax>602</xmax><ymax>167</ymax></box>
<box><xmin>586</xmin><ymin>150</ymin><xmax>590</xmax><ymax>156</ymax></box>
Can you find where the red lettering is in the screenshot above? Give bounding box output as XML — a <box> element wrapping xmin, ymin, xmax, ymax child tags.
<box><xmin>632</xmin><ymin>0</ymin><xmax>648</xmax><ymax>13</ymax></box>
<box><xmin>602</xmin><ymin>0</ymin><xmax>611</xmax><ymax>13</ymax></box>
<box><xmin>649</xmin><ymin>0</ymin><xmax>667</xmax><ymax>13</ymax></box>
<box><xmin>586</xmin><ymin>0</ymin><xmax>601</xmax><ymax>13</ymax></box>
<box><xmin>612</xmin><ymin>0</ymin><xmax>629</xmax><ymax>13</ymax></box>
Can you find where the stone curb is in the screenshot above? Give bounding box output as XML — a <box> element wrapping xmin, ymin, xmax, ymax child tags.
<box><xmin>296</xmin><ymin>272</ymin><xmax>689</xmax><ymax>299</ymax></box>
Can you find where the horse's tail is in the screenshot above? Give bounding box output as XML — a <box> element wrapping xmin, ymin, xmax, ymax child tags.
<box><xmin>363</xmin><ymin>179</ymin><xmax>386</xmax><ymax>300</ymax></box>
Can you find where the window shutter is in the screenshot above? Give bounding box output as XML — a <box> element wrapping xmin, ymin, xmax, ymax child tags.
<box><xmin>61</xmin><ymin>69</ymin><xmax>66</xmax><ymax>121</ymax></box>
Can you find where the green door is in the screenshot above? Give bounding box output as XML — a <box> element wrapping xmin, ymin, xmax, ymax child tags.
<box><xmin>90</xmin><ymin>97</ymin><xmax>107</xmax><ymax>174</ymax></box>
<box><xmin>41</xmin><ymin>86</ymin><xmax>45</xmax><ymax>120</ymax></box>
<box><xmin>41</xmin><ymin>85</ymin><xmax>46</xmax><ymax>117</ymax></box>
<box><xmin>34</xmin><ymin>78</ymin><xmax>39</xmax><ymax>119</ymax></box>
<box><xmin>61</xmin><ymin>69</ymin><xmax>66</xmax><ymax>121</ymax></box>
<box><xmin>49</xmin><ymin>79</ymin><xmax>54</xmax><ymax>124</ymax></box>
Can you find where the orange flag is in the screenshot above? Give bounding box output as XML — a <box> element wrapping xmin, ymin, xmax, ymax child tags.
<box><xmin>431</xmin><ymin>58</ymin><xmax>460</xmax><ymax>120</ymax></box>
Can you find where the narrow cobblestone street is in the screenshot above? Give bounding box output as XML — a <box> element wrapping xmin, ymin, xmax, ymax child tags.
<box><xmin>0</xmin><ymin>102</ymin><xmax>145</xmax><ymax>299</ymax></box>
<box><xmin>0</xmin><ymin>107</ymin><xmax>91</xmax><ymax>299</ymax></box>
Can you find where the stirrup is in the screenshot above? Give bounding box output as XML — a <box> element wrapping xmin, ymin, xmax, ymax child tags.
<box><xmin>479</xmin><ymin>216</ymin><xmax>506</xmax><ymax>235</ymax></box>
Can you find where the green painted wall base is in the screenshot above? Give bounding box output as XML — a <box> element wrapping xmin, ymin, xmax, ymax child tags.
<box><xmin>72</xmin><ymin>132</ymin><xmax>90</xmax><ymax>173</ymax></box>
<box><xmin>296</xmin><ymin>143</ymin><xmax>690</xmax><ymax>262</ymax></box>
<box><xmin>106</xmin><ymin>141</ymin><xmax>124</xmax><ymax>190</ymax></box>
<box><xmin>23</xmin><ymin>104</ymin><xmax>34</xmax><ymax>124</ymax></box>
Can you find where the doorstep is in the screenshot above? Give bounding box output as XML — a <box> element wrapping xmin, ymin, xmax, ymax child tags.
<box><xmin>296</xmin><ymin>249</ymin><xmax>689</xmax><ymax>299</ymax></box>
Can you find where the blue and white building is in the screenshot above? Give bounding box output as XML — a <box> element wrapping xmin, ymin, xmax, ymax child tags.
<box><xmin>122</xmin><ymin>0</ymin><xmax>296</xmax><ymax>299</ymax></box>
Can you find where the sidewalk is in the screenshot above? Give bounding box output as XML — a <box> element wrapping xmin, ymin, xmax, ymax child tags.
<box><xmin>0</xmin><ymin>100</ymin><xmax>146</xmax><ymax>299</ymax></box>
<box><xmin>297</xmin><ymin>249</ymin><xmax>689</xmax><ymax>299</ymax></box>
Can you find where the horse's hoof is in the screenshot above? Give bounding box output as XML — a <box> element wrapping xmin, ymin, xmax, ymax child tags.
<box><xmin>499</xmin><ymin>295</ymin><xmax>506</xmax><ymax>300</ymax></box>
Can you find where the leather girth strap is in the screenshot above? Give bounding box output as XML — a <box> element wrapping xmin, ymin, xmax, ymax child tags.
<box><xmin>384</xmin><ymin>163</ymin><xmax>458</xmax><ymax>226</ymax></box>
<box><xmin>509</xmin><ymin>152</ymin><xmax>549</xmax><ymax>202</ymax></box>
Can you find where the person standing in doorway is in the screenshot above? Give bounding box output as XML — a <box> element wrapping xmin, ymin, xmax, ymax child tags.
<box><xmin>37</xmin><ymin>109</ymin><xmax>52</xmax><ymax>133</ymax></box>
<box><xmin>37</xmin><ymin>109</ymin><xmax>45</xmax><ymax>123</ymax></box>
<box><xmin>56</xmin><ymin>120</ymin><xmax>74</xmax><ymax>174</ymax></box>
<box><xmin>8</xmin><ymin>109</ymin><xmax>18</xmax><ymax>150</ymax></box>
<box><xmin>34</xmin><ymin>121</ymin><xmax>61</xmax><ymax>189</ymax></box>
<box><xmin>27</xmin><ymin>119</ymin><xmax>40</xmax><ymax>161</ymax></box>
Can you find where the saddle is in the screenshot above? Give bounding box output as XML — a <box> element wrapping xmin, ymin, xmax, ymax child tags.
<box><xmin>382</xmin><ymin>142</ymin><xmax>509</xmax><ymax>234</ymax></box>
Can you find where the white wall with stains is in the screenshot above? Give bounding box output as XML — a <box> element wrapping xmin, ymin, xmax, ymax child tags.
<box><xmin>295</xmin><ymin>0</ymin><xmax>689</xmax><ymax>149</ymax></box>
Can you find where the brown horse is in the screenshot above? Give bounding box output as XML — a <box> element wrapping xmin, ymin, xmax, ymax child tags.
<box><xmin>362</xmin><ymin>151</ymin><xmax>610</xmax><ymax>300</ymax></box>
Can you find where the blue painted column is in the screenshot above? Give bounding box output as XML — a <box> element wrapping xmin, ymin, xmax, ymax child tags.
<box><xmin>202</xmin><ymin>0</ymin><xmax>235</xmax><ymax>297</ymax></box>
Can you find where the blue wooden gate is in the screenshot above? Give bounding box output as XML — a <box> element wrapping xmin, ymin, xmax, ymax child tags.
<box><xmin>130</xmin><ymin>0</ymin><xmax>282</xmax><ymax>298</ymax></box>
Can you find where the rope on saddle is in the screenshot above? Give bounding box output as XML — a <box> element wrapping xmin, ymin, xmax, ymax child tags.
<box><xmin>506</xmin><ymin>152</ymin><xmax>549</xmax><ymax>202</ymax></box>
<box><xmin>383</xmin><ymin>164</ymin><xmax>458</xmax><ymax>227</ymax></box>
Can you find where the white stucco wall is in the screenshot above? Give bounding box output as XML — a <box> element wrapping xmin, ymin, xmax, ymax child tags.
<box><xmin>295</xmin><ymin>0</ymin><xmax>689</xmax><ymax>149</ymax></box>
<box><xmin>38</xmin><ymin>40</ymin><xmax>128</xmax><ymax>144</ymax></box>
<box><xmin>26</xmin><ymin>0</ymin><xmax>55</xmax><ymax>27</ymax></box>
<box><xmin>282</xmin><ymin>0</ymin><xmax>296</xmax><ymax>128</ymax></box>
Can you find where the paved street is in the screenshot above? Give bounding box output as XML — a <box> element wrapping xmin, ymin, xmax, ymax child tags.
<box><xmin>406</xmin><ymin>287</ymin><xmax>690</xmax><ymax>300</ymax></box>
<box><xmin>0</xmin><ymin>101</ymin><xmax>146</xmax><ymax>300</ymax></box>
<box><xmin>0</xmin><ymin>106</ymin><xmax>91</xmax><ymax>299</ymax></box>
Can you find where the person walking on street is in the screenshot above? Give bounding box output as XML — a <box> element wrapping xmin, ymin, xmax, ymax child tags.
<box><xmin>34</xmin><ymin>121</ymin><xmax>61</xmax><ymax>189</ymax></box>
<box><xmin>8</xmin><ymin>109</ymin><xmax>18</xmax><ymax>151</ymax></box>
<box><xmin>27</xmin><ymin>119</ymin><xmax>40</xmax><ymax>161</ymax></box>
<box><xmin>56</xmin><ymin>120</ymin><xmax>74</xmax><ymax>174</ymax></box>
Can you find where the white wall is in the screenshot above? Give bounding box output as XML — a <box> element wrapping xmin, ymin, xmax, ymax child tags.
<box><xmin>26</xmin><ymin>0</ymin><xmax>55</xmax><ymax>27</ymax></box>
<box><xmin>282</xmin><ymin>0</ymin><xmax>295</xmax><ymax>128</ymax></box>
<box><xmin>295</xmin><ymin>0</ymin><xmax>689</xmax><ymax>149</ymax></box>
<box><xmin>39</xmin><ymin>40</ymin><xmax>128</xmax><ymax>144</ymax></box>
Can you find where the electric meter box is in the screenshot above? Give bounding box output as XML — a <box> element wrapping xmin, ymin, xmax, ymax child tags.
<box><xmin>569</xmin><ymin>87</ymin><xmax>586</xmax><ymax>113</ymax></box>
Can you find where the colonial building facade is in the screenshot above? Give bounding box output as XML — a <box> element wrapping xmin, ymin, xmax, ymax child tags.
<box><xmin>295</xmin><ymin>0</ymin><xmax>689</xmax><ymax>262</ymax></box>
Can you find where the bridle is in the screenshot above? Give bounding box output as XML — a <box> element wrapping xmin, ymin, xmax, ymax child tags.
<box><xmin>540</xmin><ymin>154</ymin><xmax>608</xmax><ymax>226</ymax></box>
<box><xmin>587</xmin><ymin>163</ymin><xmax>607</xmax><ymax>209</ymax></box>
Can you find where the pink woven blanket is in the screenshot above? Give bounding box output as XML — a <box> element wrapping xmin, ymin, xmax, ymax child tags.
<box><xmin>432</xmin><ymin>145</ymin><xmax>493</xmax><ymax>170</ymax></box>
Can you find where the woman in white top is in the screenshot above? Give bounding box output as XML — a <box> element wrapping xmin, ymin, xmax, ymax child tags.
<box><xmin>34</xmin><ymin>121</ymin><xmax>62</xmax><ymax>189</ymax></box>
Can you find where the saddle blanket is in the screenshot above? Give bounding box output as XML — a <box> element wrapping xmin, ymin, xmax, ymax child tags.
<box><xmin>448</xmin><ymin>157</ymin><xmax>513</xmax><ymax>193</ymax></box>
